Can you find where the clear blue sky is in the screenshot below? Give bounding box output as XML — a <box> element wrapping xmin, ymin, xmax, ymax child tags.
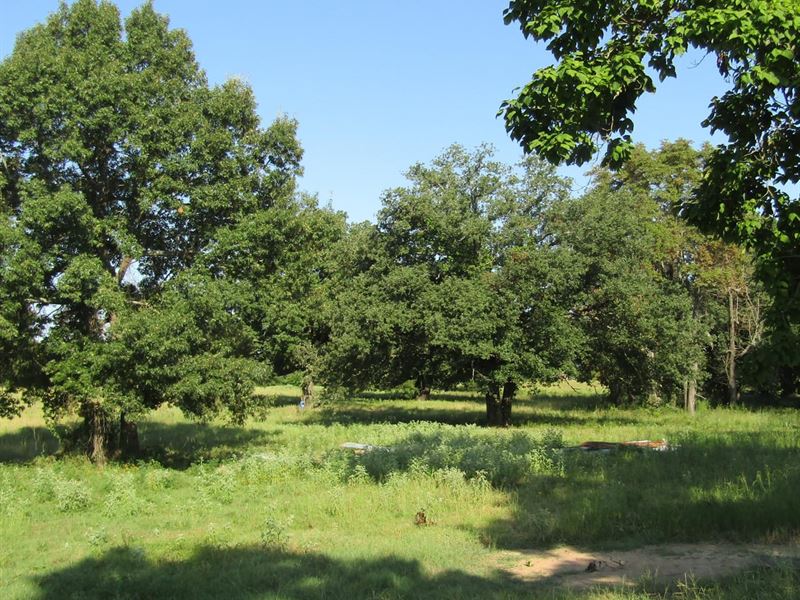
<box><xmin>2</xmin><ymin>1</ymin><xmax>728</xmax><ymax>223</ymax></box>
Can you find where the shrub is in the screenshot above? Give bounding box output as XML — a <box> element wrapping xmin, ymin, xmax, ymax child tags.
<box><xmin>336</xmin><ymin>423</ymin><xmax>566</xmax><ymax>487</ymax></box>
<box><xmin>143</xmin><ymin>468</ymin><xmax>174</xmax><ymax>490</ymax></box>
<box><xmin>103</xmin><ymin>473</ymin><xmax>145</xmax><ymax>516</ymax></box>
<box><xmin>197</xmin><ymin>464</ymin><xmax>237</xmax><ymax>504</ymax></box>
<box><xmin>239</xmin><ymin>453</ymin><xmax>310</xmax><ymax>485</ymax></box>
<box><xmin>0</xmin><ymin>485</ymin><xmax>19</xmax><ymax>517</ymax></box>
<box><xmin>54</xmin><ymin>479</ymin><xmax>91</xmax><ymax>512</ymax></box>
<box><xmin>260</xmin><ymin>511</ymin><xmax>293</xmax><ymax>548</ymax></box>
<box><xmin>347</xmin><ymin>464</ymin><xmax>371</xmax><ymax>485</ymax></box>
<box><xmin>85</xmin><ymin>526</ymin><xmax>109</xmax><ymax>548</ymax></box>
<box><xmin>32</xmin><ymin>468</ymin><xmax>57</xmax><ymax>501</ymax></box>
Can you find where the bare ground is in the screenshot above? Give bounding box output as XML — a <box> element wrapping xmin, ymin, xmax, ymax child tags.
<box><xmin>496</xmin><ymin>543</ymin><xmax>800</xmax><ymax>589</ymax></box>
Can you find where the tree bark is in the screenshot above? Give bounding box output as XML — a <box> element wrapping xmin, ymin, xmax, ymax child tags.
<box><xmin>116</xmin><ymin>255</ymin><xmax>134</xmax><ymax>284</ymax></box>
<box><xmin>416</xmin><ymin>375</ymin><xmax>430</xmax><ymax>401</ymax></box>
<box><xmin>119</xmin><ymin>411</ymin><xmax>139</xmax><ymax>457</ymax></box>
<box><xmin>85</xmin><ymin>401</ymin><xmax>110</xmax><ymax>465</ymax></box>
<box><xmin>685</xmin><ymin>378</ymin><xmax>697</xmax><ymax>415</ymax></box>
<box><xmin>301</xmin><ymin>376</ymin><xmax>314</xmax><ymax>407</ymax></box>
<box><xmin>727</xmin><ymin>289</ymin><xmax>739</xmax><ymax>405</ymax></box>
<box><xmin>779</xmin><ymin>366</ymin><xmax>798</xmax><ymax>398</ymax></box>
<box><xmin>500</xmin><ymin>379</ymin><xmax>516</xmax><ymax>427</ymax></box>
<box><xmin>608</xmin><ymin>381</ymin><xmax>625</xmax><ymax>405</ymax></box>
<box><xmin>684</xmin><ymin>362</ymin><xmax>697</xmax><ymax>415</ymax></box>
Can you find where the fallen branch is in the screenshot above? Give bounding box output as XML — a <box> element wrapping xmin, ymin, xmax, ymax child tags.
<box><xmin>567</xmin><ymin>439</ymin><xmax>672</xmax><ymax>452</ymax></box>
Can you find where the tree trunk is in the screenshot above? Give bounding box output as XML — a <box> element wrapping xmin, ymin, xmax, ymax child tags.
<box><xmin>485</xmin><ymin>383</ymin><xmax>501</xmax><ymax>427</ymax></box>
<box><xmin>684</xmin><ymin>362</ymin><xmax>697</xmax><ymax>415</ymax></box>
<box><xmin>727</xmin><ymin>290</ymin><xmax>739</xmax><ymax>405</ymax></box>
<box><xmin>119</xmin><ymin>411</ymin><xmax>140</xmax><ymax>457</ymax></box>
<box><xmin>608</xmin><ymin>381</ymin><xmax>625</xmax><ymax>405</ymax></box>
<box><xmin>301</xmin><ymin>376</ymin><xmax>314</xmax><ymax>407</ymax></box>
<box><xmin>85</xmin><ymin>401</ymin><xmax>110</xmax><ymax>465</ymax></box>
<box><xmin>416</xmin><ymin>375</ymin><xmax>430</xmax><ymax>401</ymax></box>
<box><xmin>779</xmin><ymin>366</ymin><xmax>798</xmax><ymax>398</ymax></box>
<box><xmin>685</xmin><ymin>378</ymin><xmax>697</xmax><ymax>415</ymax></box>
<box><xmin>116</xmin><ymin>255</ymin><xmax>134</xmax><ymax>284</ymax></box>
<box><xmin>500</xmin><ymin>379</ymin><xmax>516</xmax><ymax>427</ymax></box>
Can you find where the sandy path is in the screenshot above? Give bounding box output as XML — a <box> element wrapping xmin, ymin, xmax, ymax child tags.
<box><xmin>496</xmin><ymin>543</ymin><xmax>800</xmax><ymax>589</ymax></box>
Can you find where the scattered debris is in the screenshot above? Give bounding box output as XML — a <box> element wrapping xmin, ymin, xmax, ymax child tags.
<box><xmin>414</xmin><ymin>509</ymin><xmax>434</xmax><ymax>526</ymax></box>
<box><xmin>339</xmin><ymin>442</ymin><xmax>389</xmax><ymax>454</ymax></box>
<box><xmin>249</xmin><ymin>452</ymin><xmax>277</xmax><ymax>461</ymax></box>
<box><xmin>585</xmin><ymin>560</ymin><xmax>601</xmax><ymax>572</ymax></box>
<box><xmin>585</xmin><ymin>559</ymin><xmax>624</xmax><ymax>572</ymax></box>
<box><xmin>570</xmin><ymin>439</ymin><xmax>671</xmax><ymax>452</ymax></box>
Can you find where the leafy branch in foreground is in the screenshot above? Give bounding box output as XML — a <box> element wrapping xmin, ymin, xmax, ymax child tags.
<box><xmin>501</xmin><ymin>0</ymin><xmax>800</xmax><ymax>312</ymax></box>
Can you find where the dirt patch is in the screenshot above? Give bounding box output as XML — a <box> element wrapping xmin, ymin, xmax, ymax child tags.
<box><xmin>497</xmin><ymin>543</ymin><xmax>800</xmax><ymax>589</ymax></box>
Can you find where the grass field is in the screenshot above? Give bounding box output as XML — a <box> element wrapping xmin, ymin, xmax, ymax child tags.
<box><xmin>1</xmin><ymin>383</ymin><xmax>799</xmax><ymax>599</ymax></box>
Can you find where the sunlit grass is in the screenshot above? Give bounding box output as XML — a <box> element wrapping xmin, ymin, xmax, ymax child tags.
<box><xmin>1</xmin><ymin>383</ymin><xmax>799</xmax><ymax>598</ymax></box>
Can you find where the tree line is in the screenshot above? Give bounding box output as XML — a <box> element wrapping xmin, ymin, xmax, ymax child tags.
<box><xmin>1</xmin><ymin>1</ymin><xmax>797</xmax><ymax>461</ymax></box>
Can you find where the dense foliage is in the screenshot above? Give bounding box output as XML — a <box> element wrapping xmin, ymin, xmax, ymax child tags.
<box><xmin>319</xmin><ymin>146</ymin><xmax>582</xmax><ymax>423</ymax></box>
<box><xmin>0</xmin><ymin>0</ymin><xmax>319</xmax><ymax>459</ymax></box>
<box><xmin>501</xmin><ymin>0</ymin><xmax>800</xmax><ymax>334</ymax></box>
<box><xmin>0</xmin><ymin>0</ymin><xmax>790</xmax><ymax>461</ymax></box>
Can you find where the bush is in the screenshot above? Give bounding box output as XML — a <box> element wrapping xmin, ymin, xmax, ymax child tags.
<box><xmin>259</xmin><ymin>511</ymin><xmax>293</xmax><ymax>548</ymax></box>
<box><xmin>0</xmin><ymin>485</ymin><xmax>19</xmax><ymax>517</ymax></box>
<box><xmin>32</xmin><ymin>468</ymin><xmax>57</xmax><ymax>501</ymax></box>
<box><xmin>197</xmin><ymin>464</ymin><xmax>237</xmax><ymax>504</ymax></box>
<box><xmin>239</xmin><ymin>453</ymin><xmax>311</xmax><ymax>486</ymax></box>
<box><xmin>103</xmin><ymin>473</ymin><xmax>145</xmax><ymax>516</ymax></box>
<box><xmin>85</xmin><ymin>526</ymin><xmax>109</xmax><ymax>548</ymax></box>
<box><xmin>54</xmin><ymin>479</ymin><xmax>91</xmax><ymax>512</ymax></box>
<box><xmin>330</xmin><ymin>423</ymin><xmax>566</xmax><ymax>487</ymax></box>
<box><xmin>143</xmin><ymin>468</ymin><xmax>174</xmax><ymax>490</ymax></box>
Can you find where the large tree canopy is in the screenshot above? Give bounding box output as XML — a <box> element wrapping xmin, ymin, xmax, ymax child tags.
<box><xmin>320</xmin><ymin>145</ymin><xmax>582</xmax><ymax>424</ymax></box>
<box><xmin>0</xmin><ymin>0</ymin><xmax>305</xmax><ymax>459</ymax></box>
<box><xmin>553</xmin><ymin>140</ymin><xmax>769</xmax><ymax>407</ymax></box>
<box><xmin>501</xmin><ymin>0</ymin><xmax>799</xmax><ymax>299</ymax></box>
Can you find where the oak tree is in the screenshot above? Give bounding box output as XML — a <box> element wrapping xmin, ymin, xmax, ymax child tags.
<box><xmin>0</xmin><ymin>0</ymin><xmax>304</xmax><ymax>460</ymax></box>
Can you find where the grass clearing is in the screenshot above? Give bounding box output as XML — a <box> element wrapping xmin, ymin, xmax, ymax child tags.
<box><xmin>1</xmin><ymin>383</ymin><xmax>799</xmax><ymax>598</ymax></box>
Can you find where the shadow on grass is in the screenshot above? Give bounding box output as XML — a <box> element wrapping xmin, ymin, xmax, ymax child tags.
<box><xmin>0</xmin><ymin>421</ymin><xmax>279</xmax><ymax>468</ymax></box>
<box><xmin>137</xmin><ymin>422</ymin><xmax>280</xmax><ymax>469</ymax></box>
<box><xmin>300</xmin><ymin>385</ymin><xmax>633</xmax><ymax>429</ymax></box>
<box><xmin>302</xmin><ymin>402</ymin><xmax>638</xmax><ymax>428</ymax></box>
<box><xmin>31</xmin><ymin>542</ymin><xmax>800</xmax><ymax>599</ymax></box>
<box><xmin>254</xmin><ymin>394</ymin><xmax>303</xmax><ymax>407</ymax></box>
<box><xmin>477</xmin><ymin>432</ymin><xmax>800</xmax><ymax>550</ymax></box>
<box><xmin>306</xmin><ymin>404</ymin><xmax>486</xmax><ymax>426</ymax></box>
<box><xmin>357</xmin><ymin>390</ymin><xmax>485</xmax><ymax>402</ymax></box>
<box><xmin>333</xmin><ymin>426</ymin><xmax>564</xmax><ymax>488</ymax></box>
<box><xmin>0</xmin><ymin>425</ymin><xmax>61</xmax><ymax>462</ymax></box>
<box><xmin>532</xmin><ymin>393</ymin><xmax>613</xmax><ymax>412</ymax></box>
<box><xmin>32</xmin><ymin>544</ymin><xmax>527</xmax><ymax>600</ymax></box>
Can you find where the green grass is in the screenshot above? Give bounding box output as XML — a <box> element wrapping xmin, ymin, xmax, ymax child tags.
<box><xmin>1</xmin><ymin>383</ymin><xmax>799</xmax><ymax>598</ymax></box>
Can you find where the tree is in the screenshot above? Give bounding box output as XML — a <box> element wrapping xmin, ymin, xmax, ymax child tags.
<box><xmin>0</xmin><ymin>0</ymin><xmax>304</xmax><ymax>461</ymax></box>
<box><xmin>694</xmin><ymin>241</ymin><xmax>766</xmax><ymax>405</ymax></box>
<box><xmin>321</xmin><ymin>145</ymin><xmax>505</xmax><ymax>400</ymax></box>
<box><xmin>563</xmin><ymin>140</ymin><xmax>768</xmax><ymax>409</ymax></box>
<box><xmin>501</xmin><ymin>0</ymin><xmax>800</xmax><ymax>304</ymax></box>
<box><xmin>197</xmin><ymin>192</ymin><xmax>346</xmax><ymax>405</ymax></box>
<box><xmin>584</xmin><ymin>140</ymin><xmax>711</xmax><ymax>409</ymax></box>
<box><xmin>374</xmin><ymin>144</ymin><xmax>504</xmax><ymax>399</ymax></box>
<box><xmin>320</xmin><ymin>145</ymin><xmax>580</xmax><ymax>425</ymax></box>
<box><xmin>548</xmin><ymin>183</ymin><xmax>704</xmax><ymax>405</ymax></box>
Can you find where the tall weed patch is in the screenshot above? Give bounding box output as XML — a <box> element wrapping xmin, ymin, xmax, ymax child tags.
<box><xmin>103</xmin><ymin>473</ymin><xmax>147</xmax><ymax>517</ymax></box>
<box><xmin>53</xmin><ymin>478</ymin><xmax>92</xmax><ymax>513</ymax></box>
<box><xmin>329</xmin><ymin>422</ymin><xmax>565</xmax><ymax>487</ymax></box>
